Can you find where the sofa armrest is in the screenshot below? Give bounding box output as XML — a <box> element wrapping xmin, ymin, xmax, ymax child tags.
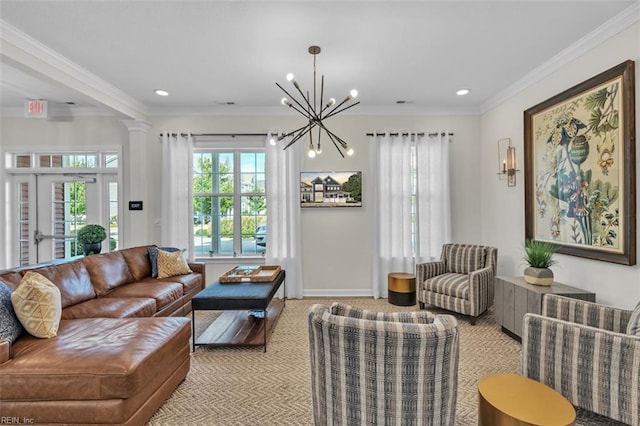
<box><xmin>0</xmin><ymin>338</ymin><xmax>11</xmax><ymax>364</ymax></box>
<box><xmin>542</xmin><ymin>293</ymin><xmax>631</xmax><ymax>333</ymax></box>
<box><xmin>522</xmin><ymin>313</ymin><xmax>640</xmax><ymax>424</ymax></box>
<box><xmin>188</xmin><ymin>262</ymin><xmax>206</xmax><ymax>285</ymax></box>
<box><xmin>416</xmin><ymin>260</ymin><xmax>446</xmax><ymax>283</ymax></box>
<box><xmin>467</xmin><ymin>266</ymin><xmax>495</xmax><ymax>316</ymax></box>
<box><xmin>329</xmin><ymin>302</ymin><xmax>435</xmax><ymax>324</ymax></box>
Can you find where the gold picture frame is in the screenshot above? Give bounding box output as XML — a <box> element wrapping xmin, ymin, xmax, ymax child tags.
<box><xmin>524</xmin><ymin>60</ymin><xmax>636</xmax><ymax>265</ymax></box>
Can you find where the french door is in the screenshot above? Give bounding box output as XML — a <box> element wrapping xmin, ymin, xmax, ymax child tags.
<box><xmin>34</xmin><ymin>174</ymin><xmax>100</xmax><ymax>263</ymax></box>
<box><xmin>5</xmin><ymin>149</ymin><xmax>121</xmax><ymax>268</ymax></box>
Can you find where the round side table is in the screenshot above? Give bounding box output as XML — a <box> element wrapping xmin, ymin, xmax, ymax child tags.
<box><xmin>388</xmin><ymin>272</ymin><xmax>416</xmax><ymax>306</ymax></box>
<box><xmin>478</xmin><ymin>373</ymin><xmax>576</xmax><ymax>426</ymax></box>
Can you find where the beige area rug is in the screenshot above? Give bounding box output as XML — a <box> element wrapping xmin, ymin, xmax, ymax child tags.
<box><xmin>148</xmin><ymin>298</ymin><xmax>622</xmax><ymax>425</ymax></box>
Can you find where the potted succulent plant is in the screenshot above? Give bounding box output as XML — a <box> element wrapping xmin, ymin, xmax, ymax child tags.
<box><xmin>523</xmin><ymin>239</ymin><xmax>558</xmax><ymax>286</ymax></box>
<box><xmin>77</xmin><ymin>224</ymin><xmax>107</xmax><ymax>255</ymax></box>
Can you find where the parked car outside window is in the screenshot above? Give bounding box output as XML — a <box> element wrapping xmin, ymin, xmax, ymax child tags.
<box><xmin>256</xmin><ymin>224</ymin><xmax>266</xmax><ymax>247</ymax></box>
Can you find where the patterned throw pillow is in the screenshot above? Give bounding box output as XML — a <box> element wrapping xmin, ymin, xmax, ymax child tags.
<box><xmin>148</xmin><ymin>246</ymin><xmax>181</xmax><ymax>278</ymax></box>
<box><xmin>626</xmin><ymin>301</ymin><xmax>640</xmax><ymax>336</ymax></box>
<box><xmin>11</xmin><ymin>271</ymin><xmax>62</xmax><ymax>338</ymax></box>
<box><xmin>447</xmin><ymin>245</ymin><xmax>487</xmax><ymax>274</ymax></box>
<box><xmin>0</xmin><ymin>281</ymin><xmax>24</xmax><ymax>343</ymax></box>
<box><xmin>157</xmin><ymin>248</ymin><xmax>192</xmax><ymax>279</ymax></box>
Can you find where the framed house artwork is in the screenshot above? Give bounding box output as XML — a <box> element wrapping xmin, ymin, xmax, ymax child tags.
<box><xmin>300</xmin><ymin>171</ymin><xmax>362</xmax><ymax>208</ymax></box>
<box><xmin>524</xmin><ymin>60</ymin><xmax>636</xmax><ymax>265</ymax></box>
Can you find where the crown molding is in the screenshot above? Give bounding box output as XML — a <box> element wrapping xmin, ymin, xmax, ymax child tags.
<box><xmin>480</xmin><ymin>1</ymin><xmax>640</xmax><ymax>114</ymax></box>
<box><xmin>0</xmin><ymin>20</ymin><xmax>148</xmax><ymax>120</ymax></box>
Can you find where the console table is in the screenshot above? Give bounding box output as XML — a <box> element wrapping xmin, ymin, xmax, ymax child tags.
<box><xmin>494</xmin><ymin>276</ymin><xmax>596</xmax><ymax>340</ymax></box>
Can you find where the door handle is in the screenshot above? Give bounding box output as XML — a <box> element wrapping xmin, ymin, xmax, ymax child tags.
<box><xmin>34</xmin><ymin>230</ymin><xmax>76</xmax><ymax>244</ymax></box>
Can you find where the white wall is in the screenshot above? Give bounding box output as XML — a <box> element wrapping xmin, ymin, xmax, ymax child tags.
<box><xmin>480</xmin><ymin>22</ymin><xmax>640</xmax><ymax>309</ymax></box>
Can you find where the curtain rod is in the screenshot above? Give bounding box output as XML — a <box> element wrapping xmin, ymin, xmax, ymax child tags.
<box><xmin>160</xmin><ymin>132</ymin><xmax>272</xmax><ymax>138</ymax></box>
<box><xmin>366</xmin><ymin>132</ymin><xmax>454</xmax><ymax>137</ymax></box>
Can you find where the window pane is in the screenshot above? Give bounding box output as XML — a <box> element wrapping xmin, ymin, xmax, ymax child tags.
<box><xmin>193</xmin><ymin>196</ymin><xmax>234</xmax><ymax>256</ymax></box>
<box><xmin>240</xmin><ymin>152</ymin><xmax>265</xmax><ymax>193</ymax></box>
<box><xmin>105</xmin><ymin>154</ymin><xmax>118</xmax><ymax>168</ymax></box>
<box><xmin>241</xmin><ymin>195</ymin><xmax>266</xmax><ymax>255</ymax></box>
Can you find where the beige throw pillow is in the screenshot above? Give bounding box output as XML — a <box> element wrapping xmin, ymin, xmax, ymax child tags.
<box><xmin>157</xmin><ymin>248</ymin><xmax>192</xmax><ymax>279</ymax></box>
<box><xmin>11</xmin><ymin>271</ymin><xmax>62</xmax><ymax>338</ymax></box>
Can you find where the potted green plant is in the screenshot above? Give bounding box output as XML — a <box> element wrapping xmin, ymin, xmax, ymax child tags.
<box><xmin>77</xmin><ymin>224</ymin><xmax>107</xmax><ymax>255</ymax></box>
<box><xmin>523</xmin><ymin>239</ymin><xmax>558</xmax><ymax>286</ymax></box>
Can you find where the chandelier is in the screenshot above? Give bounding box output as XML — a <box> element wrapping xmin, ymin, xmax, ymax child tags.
<box><xmin>274</xmin><ymin>45</ymin><xmax>359</xmax><ymax>158</ymax></box>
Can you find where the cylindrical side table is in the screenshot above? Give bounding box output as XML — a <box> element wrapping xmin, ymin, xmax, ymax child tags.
<box><xmin>388</xmin><ymin>272</ymin><xmax>416</xmax><ymax>306</ymax></box>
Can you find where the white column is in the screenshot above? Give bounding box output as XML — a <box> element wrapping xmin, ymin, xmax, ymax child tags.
<box><xmin>121</xmin><ymin>120</ymin><xmax>151</xmax><ymax>248</ymax></box>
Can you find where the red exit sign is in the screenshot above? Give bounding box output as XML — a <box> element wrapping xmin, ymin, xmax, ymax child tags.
<box><xmin>24</xmin><ymin>99</ymin><xmax>48</xmax><ymax>118</ymax></box>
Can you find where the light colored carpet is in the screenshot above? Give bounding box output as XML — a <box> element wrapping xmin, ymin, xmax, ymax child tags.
<box><xmin>147</xmin><ymin>298</ymin><xmax>622</xmax><ymax>425</ymax></box>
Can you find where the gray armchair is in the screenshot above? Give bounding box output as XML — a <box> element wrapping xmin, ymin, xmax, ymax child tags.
<box><xmin>307</xmin><ymin>303</ymin><xmax>459</xmax><ymax>426</ymax></box>
<box><xmin>522</xmin><ymin>294</ymin><xmax>640</xmax><ymax>425</ymax></box>
<box><xmin>416</xmin><ymin>243</ymin><xmax>497</xmax><ymax>324</ymax></box>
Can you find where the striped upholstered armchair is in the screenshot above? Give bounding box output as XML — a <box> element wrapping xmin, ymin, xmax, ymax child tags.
<box><xmin>416</xmin><ymin>243</ymin><xmax>497</xmax><ymax>325</ymax></box>
<box><xmin>522</xmin><ymin>294</ymin><xmax>640</xmax><ymax>425</ymax></box>
<box><xmin>307</xmin><ymin>303</ymin><xmax>459</xmax><ymax>426</ymax></box>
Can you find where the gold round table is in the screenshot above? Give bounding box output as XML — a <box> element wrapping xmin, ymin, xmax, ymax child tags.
<box><xmin>478</xmin><ymin>373</ymin><xmax>576</xmax><ymax>426</ymax></box>
<box><xmin>388</xmin><ymin>272</ymin><xmax>416</xmax><ymax>306</ymax></box>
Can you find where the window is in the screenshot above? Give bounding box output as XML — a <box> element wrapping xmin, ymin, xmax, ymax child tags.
<box><xmin>193</xmin><ymin>150</ymin><xmax>266</xmax><ymax>257</ymax></box>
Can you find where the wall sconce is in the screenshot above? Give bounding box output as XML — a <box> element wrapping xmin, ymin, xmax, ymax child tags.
<box><xmin>497</xmin><ymin>138</ymin><xmax>518</xmax><ymax>187</ymax></box>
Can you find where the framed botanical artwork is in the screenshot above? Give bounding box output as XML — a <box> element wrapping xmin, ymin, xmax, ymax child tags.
<box><xmin>524</xmin><ymin>60</ymin><xmax>636</xmax><ymax>265</ymax></box>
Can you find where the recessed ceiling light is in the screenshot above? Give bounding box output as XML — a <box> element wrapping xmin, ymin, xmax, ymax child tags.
<box><xmin>154</xmin><ymin>89</ymin><xmax>169</xmax><ymax>96</ymax></box>
<box><xmin>456</xmin><ymin>89</ymin><xmax>470</xmax><ymax>96</ymax></box>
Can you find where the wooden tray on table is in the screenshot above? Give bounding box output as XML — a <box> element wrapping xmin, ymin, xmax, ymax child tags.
<box><xmin>219</xmin><ymin>265</ymin><xmax>281</xmax><ymax>283</ymax></box>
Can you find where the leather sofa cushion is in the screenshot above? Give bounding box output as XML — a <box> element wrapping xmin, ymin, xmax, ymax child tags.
<box><xmin>62</xmin><ymin>297</ymin><xmax>156</xmax><ymax>319</ymax></box>
<box><xmin>103</xmin><ymin>281</ymin><xmax>183</xmax><ymax>311</ymax></box>
<box><xmin>0</xmin><ymin>317</ymin><xmax>190</xmax><ymax>401</ymax></box>
<box><xmin>119</xmin><ymin>245</ymin><xmax>153</xmax><ymax>281</ymax></box>
<box><xmin>156</xmin><ymin>272</ymin><xmax>203</xmax><ymax>295</ymax></box>
<box><xmin>26</xmin><ymin>261</ymin><xmax>96</xmax><ymax>309</ymax></box>
<box><xmin>83</xmin><ymin>251</ymin><xmax>134</xmax><ymax>296</ymax></box>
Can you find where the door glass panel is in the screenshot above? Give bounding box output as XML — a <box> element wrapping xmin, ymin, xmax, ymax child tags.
<box><xmin>52</xmin><ymin>181</ymin><xmax>86</xmax><ymax>258</ymax></box>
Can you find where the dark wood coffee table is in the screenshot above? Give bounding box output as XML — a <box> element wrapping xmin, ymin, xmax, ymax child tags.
<box><xmin>191</xmin><ymin>270</ymin><xmax>285</xmax><ymax>352</ymax></box>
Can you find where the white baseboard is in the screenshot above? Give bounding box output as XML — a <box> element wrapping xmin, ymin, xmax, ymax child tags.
<box><xmin>303</xmin><ymin>289</ymin><xmax>377</xmax><ymax>298</ymax></box>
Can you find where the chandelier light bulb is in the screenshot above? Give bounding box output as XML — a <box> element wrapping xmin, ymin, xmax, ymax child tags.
<box><xmin>286</xmin><ymin>73</ymin><xmax>295</xmax><ymax>82</ymax></box>
<box><xmin>327</xmin><ymin>98</ymin><xmax>336</xmax><ymax>107</ymax></box>
<box><xmin>350</xmin><ymin>89</ymin><xmax>358</xmax><ymax>98</ymax></box>
<box><xmin>315</xmin><ymin>145</ymin><xmax>322</xmax><ymax>154</ymax></box>
<box><xmin>269</xmin><ymin>137</ymin><xmax>277</xmax><ymax>146</ymax></box>
<box><xmin>281</xmin><ymin>98</ymin><xmax>289</xmax><ymax>106</ymax></box>
<box><xmin>308</xmin><ymin>149</ymin><xmax>316</xmax><ymax>158</ymax></box>
<box><xmin>346</xmin><ymin>147</ymin><xmax>354</xmax><ymax>156</ymax></box>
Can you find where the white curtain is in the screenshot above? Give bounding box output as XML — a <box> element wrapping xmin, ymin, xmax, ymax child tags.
<box><xmin>265</xmin><ymin>135</ymin><xmax>304</xmax><ymax>298</ymax></box>
<box><xmin>370</xmin><ymin>131</ymin><xmax>451</xmax><ymax>298</ymax></box>
<box><xmin>160</xmin><ymin>132</ymin><xmax>194</xmax><ymax>259</ymax></box>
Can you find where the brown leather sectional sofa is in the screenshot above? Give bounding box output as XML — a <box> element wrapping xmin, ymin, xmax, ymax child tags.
<box><xmin>0</xmin><ymin>245</ymin><xmax>205</xmax><ymax>425</ymax></box>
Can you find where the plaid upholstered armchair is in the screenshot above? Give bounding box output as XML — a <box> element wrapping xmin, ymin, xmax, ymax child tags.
<box><xmin>522</xmin><ymin>294</ymin><xmax>640</xmax><ymax>425</ymax></box>
<box><xmin>307</xmin><ymin>303</ymin><xmax>459</xmax><ymax>426</ymax></box>
<box><xmin>416</xmin><ymin>243</ymin><xmax>497</xmax><ymax>325</ymax></box>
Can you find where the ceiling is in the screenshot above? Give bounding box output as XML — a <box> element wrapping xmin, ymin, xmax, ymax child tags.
<box><xmin>0</xmin><ymin>1</ymin><xmax>637</xmax><ymax>119</ymax></box>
